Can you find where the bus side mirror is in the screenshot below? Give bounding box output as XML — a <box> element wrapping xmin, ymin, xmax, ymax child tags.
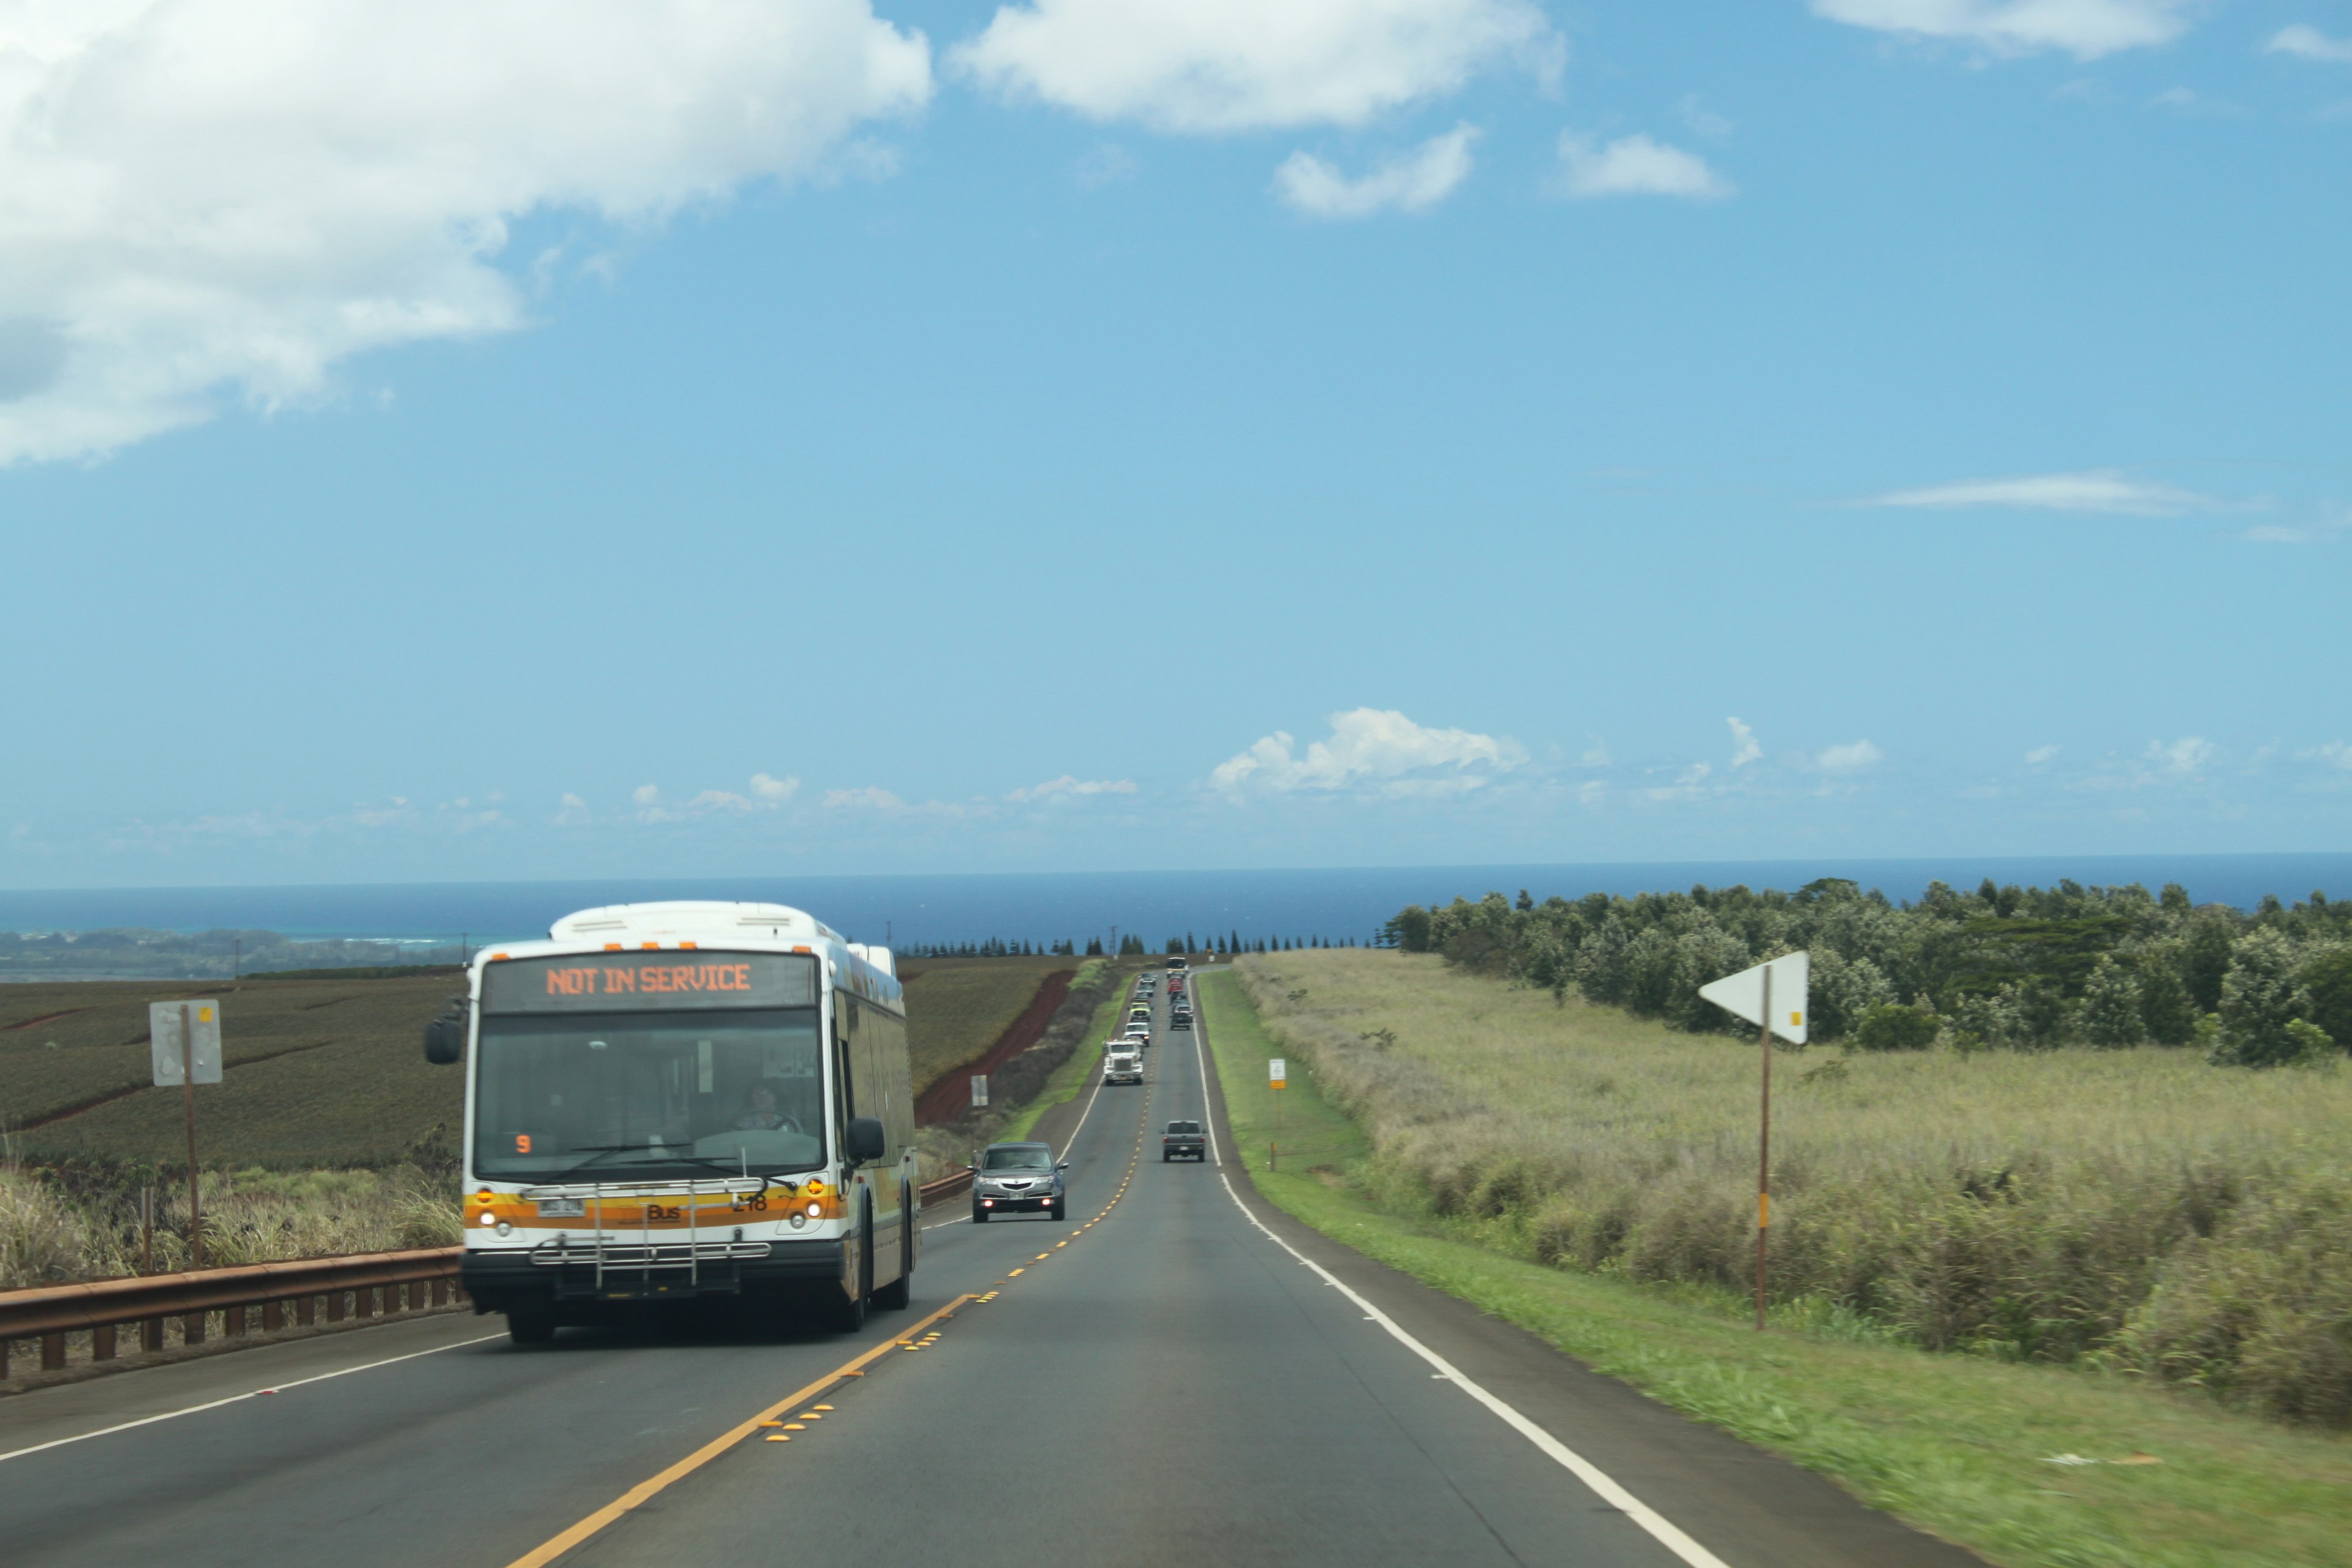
<box><xmin>845</xmin><ymin>1116</ymin><xmax>886</xmax><ymax>1164</ymax></box>
<box><xmin>423</xmin><ymin>999</ymin><xmax>467</xmax><ymax>1065</ymax></box>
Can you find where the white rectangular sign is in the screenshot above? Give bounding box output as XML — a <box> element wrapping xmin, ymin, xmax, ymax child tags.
<box><xmin>1268</xmin><ymin>1057</ymin><xmax>1286</xmax><ymax>1088</ymax></box>
<box><xmin>151</xmin><ymin>1000</ymin><xmax>224</xmax><ymax>1086</ymax></box>
<box><xmin>970</xmin><ymin>1074</ymin><xmax>989</xmax><ymax>1107</ymax></box>
<box><xmin>1697</xmin><ymin>953</ymin><xmax>1809</xmax><ymax>1046</ymax></box>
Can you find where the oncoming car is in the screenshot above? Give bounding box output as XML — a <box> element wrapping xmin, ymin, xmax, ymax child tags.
<box><xmin>970</xmin><ymin>1142</ymin><xmax>1066</xmax><ymax>1223</ymax></box>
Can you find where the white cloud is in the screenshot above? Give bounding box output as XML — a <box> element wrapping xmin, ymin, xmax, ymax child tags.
<box><xmin>952</xmin><ymin>0</ymin><xmax>1559</xmax><ymax>132</ymax></box>
<box><xmin>1811</xmin><ymin>0</ymin><xmax>2194</xmax><ymax>59</ymax></box>
<box><xmin>681</xmin><ymin>790</ymin><xmax>752</xmax><ymax>814</ymax></box>
<box><xmin>2149</xmin><ymin>736</ymin><xmax>2215</xmax><ymax>774</ymax></box>
<box><xmin>1212</xmin><ymin>707</ymin><xmax>1526</xmax><ymax>794</ymax></box>
<box><xmin>1555</xmin><ymin>132</ymin><xmax>1731</xmax><ymax>199</ymax></box>
<box><xmin>751</xmin><ymin>772</ymin><xmax>801</xmax><ymax>801</ymax></box>
<box><xmin>1727</xmin><ymin>717</ymin><xmax>1762</xmax><ymax>768</ymax></box>
<box><xmin>1646</xmin><ymin>761</ymin><xmax>1713</xmax><ymax>801</ymax></box>
<box><xmin>1009</xmin><ymin>775</ymin><xmax>1140</xmax><ymax>802</ymax></box>
<box><xmin>2243</xmin><ymin>510</ymin><xmax>2350</xmax><ymax>544</ymax></box>
<box><xmin>2268</xmin><ymin>24</ymin><xmax>2352</xmax><ymax>64</ymax></box>
<box><xmin>552</xmin><ymin>792</ymin><xmax>591</xmax><ymax>827</ymax></box>
<box><xmin>0</xmin><ymin>1</ymin><xmax>932</xmax><ymax>465</ymax></box>
<box><xmin>1275</xmin><ymin>124</ymin><xmax>1479</xmax><ymax>218</ymax></box>
<box><xmin>1862</xmin><ymin>469</ymin><xmax>2225</xmax><ymax>516</ymax></box>
<box><xmin>631</xmin><ymin>782</ymin><xmax>756</xmax><ymax>822</ymax></box>
<box><xmin>2025</xmin><ymin>744</ymin><xmax>2060</xmax><ymax>766</ymax></box>
<box><xmin>2309</xmin><ymin>742</ymin><xmax>2352</xmax><ymax>771</ymax></box>
<box><xmin>823</xmin><ymin>785</ymin><xmax>905</xmax><ymax>810</ymax></box>
<box><xmin>1817</xmin><ymin>739</ymin><xmax>1884</xmax><ymax>771</ymax></box>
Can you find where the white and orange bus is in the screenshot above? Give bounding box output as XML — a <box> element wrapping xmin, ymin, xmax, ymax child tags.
<box><xmin>425</xmin><ymin>902</ymin><xmax>918</xmax><ymax>1344</ymax></box>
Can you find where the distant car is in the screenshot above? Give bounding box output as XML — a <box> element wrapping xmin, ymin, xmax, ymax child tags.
<box><xmin>1162</xmin><ymin>1120</ymin><xmax>1206</xmax><ymax>1162</ymax></box>
<box><xmin>971</xmin><ymin>1142</ymin><xmax>1067</xmax><ymax>1223</ymax></box>
<box><xmin>1169</xmin><ymin>1012</ymin><xmax>1193</xmax><ymax>1031</ymax></box>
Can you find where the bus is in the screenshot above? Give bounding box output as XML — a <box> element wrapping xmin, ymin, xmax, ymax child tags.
<box><xmin>423</xmin><ymin>901</ymin><xmax>918</xmax><ymax>1344</ymax></box>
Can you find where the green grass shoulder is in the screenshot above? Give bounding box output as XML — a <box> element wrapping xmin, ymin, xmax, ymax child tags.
<box><xmin>1190</xmin><ymin>969</ymin><xmax>2352</xmax><ymax>1568</ymax></box>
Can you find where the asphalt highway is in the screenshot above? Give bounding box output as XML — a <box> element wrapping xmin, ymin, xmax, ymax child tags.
<box><xmin>0</xmin><ymin>971</ymin><xmax>1981</xmax><ymax>1568</ymax></box>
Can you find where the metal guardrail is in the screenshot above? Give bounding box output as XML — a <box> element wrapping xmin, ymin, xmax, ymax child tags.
<box><xmin>0</xmin><ymin>1246</ymin><xmax>464</xmax><ymax>1379</ymax></box>
<box><xmin>919</xmin><ymin>1169</ymin><xmax>971</xmax><ymax>1204</ymax></box>
<box><xmin>1</xmin><ymin>1172</ymin><xmax>978</xmax><ymax>1379</ymax></box>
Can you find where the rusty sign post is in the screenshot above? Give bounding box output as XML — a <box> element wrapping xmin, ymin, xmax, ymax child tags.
<box><xmin>151</xmin><ymin>1000</ymin><xmax>223</xmax><ymax>1270</ymax></box>
<box><xmin>1268</xmin><ymin>1057</ymin><xmax>1286</xmax><ymax>1171</ymax></box>
<box><xmin>1697</xmin><ymin>954</ymin><xmax>1807</xmax><ymax>1331</ymax></box>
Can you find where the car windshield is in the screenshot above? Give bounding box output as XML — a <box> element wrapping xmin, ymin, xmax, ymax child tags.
<box><xmin>983</xmin><ymin>1145</ymin><xmax>1054</xmax><ymax>1171</ymax></box>
<box><xmin>1167</xmin><ymin>1121</ymin><xmax>1199</xmax><ymax>1134</ymax></box>
<box><xmin>473</xmin><ymin>1007</ymin><xmax>825</xmax><ymax>1180</ymax></box>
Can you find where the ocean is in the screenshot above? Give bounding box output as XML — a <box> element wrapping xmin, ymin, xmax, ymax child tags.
<box><xmin>1</xmin><ymin>854</ymin><xmax>2346</xmax><ymax>952</ymax></box>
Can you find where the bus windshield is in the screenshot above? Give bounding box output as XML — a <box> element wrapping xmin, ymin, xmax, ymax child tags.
<box><xmin>473</xmin><ymin>1007</ymin><xmax>825</xmax><ymax>1182</ymax></box>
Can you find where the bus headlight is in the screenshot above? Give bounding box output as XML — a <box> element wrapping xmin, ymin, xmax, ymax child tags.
<box><xmin>790</xmin><ymin>1212</ymin><xmax>807</xmax><ymax>1229</ymax></box>
<box><xmin>806</xmin><ymin>1202</ymin><xmax>822</xmax><ymax>1218</ymax></box>
<box><xmin>478</xmin><ymin>1212</ymin><xmax>497</xmax><ymax>1226</ymax></box>
<box><xmin>494</xmin><ymin>1221</ymin><xmax>513</xmax><ymax>1237</ymax></box>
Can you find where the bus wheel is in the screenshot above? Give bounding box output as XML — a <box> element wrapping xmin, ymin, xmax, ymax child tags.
<box><xmin>873</xmin><ymin>1189</ymin><xmax>913</xmax><ymax>1311</ymax></box>
<box><xmin>507</xmin><ymin>1308</ymin><xmax>555</xmax><ymax>1346</ymax></box>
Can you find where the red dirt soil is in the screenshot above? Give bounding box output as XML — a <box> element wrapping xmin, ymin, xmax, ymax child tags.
<box><xmin>913</xmin><ymin>970</ymin><xmax>1074</xmax><ymax>1125</ymax></box>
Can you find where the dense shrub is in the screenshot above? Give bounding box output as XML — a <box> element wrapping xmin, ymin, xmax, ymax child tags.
<box><xmin>1853</xmin><ymin>1003</ymin><xmax>1940</xmax><ymax>1051</ymax></box>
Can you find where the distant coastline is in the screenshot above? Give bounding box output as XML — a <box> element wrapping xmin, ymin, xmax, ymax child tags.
<box><xmin>1</xmin><ymin>854</ymin><xmax>2345</xmax><ymax>956</ymax></box>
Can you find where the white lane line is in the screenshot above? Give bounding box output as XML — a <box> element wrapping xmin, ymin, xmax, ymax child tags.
<box><xmin>1194</xmin><ymin>981</ymin><xmax>1730</xmax><ymax>1568</ymax></box>
<box><xmin>0</xmin><ymin>1331</ymin><xmax>505</xmax><ymax>1465</ymax></box>
<box><xmin>1215</xmin><ymin>1175</ymin><xmax>1732</xmax><ymax>1568</ymax></box>
<box><xmin>1055</xmin><ymin>1030</ymin><xmax>1114</xmax><ymax>1161</ymax></box>
<box><xmin>1191</xmin><ymin>981</ymin><xmax>1224</xmax><ymax>1168</ymax></box>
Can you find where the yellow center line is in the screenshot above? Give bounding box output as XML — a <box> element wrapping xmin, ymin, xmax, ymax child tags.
<box><xmin>499</xmin><ymin>1292</ymin><xmax>976</xmax><ymax>1568</ymax></box>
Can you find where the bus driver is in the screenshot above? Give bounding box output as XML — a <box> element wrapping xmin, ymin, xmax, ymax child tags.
<box><xmin>732</xmin><ymin>1080</ymin><xmax>804</xmax><ymax>1134</ymax></box>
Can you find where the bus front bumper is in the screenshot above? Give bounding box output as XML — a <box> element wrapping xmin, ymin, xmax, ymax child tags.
<box><xmin>461</xmin><ymin>1239</ymin><xmax>845</xmax><ymax>1308</ymax></box>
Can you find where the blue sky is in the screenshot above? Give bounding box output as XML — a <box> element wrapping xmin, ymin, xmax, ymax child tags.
<box><xmin>2</xmin><ymin>0</ymin><xmax>2347</xmax><ymax>887</ymax></box>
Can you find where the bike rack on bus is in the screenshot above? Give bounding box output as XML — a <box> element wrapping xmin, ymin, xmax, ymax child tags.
<box><xmin>520</xmin><ymin>1176</ymin><xmax>771</xmax><ymax>1296</ymax></box>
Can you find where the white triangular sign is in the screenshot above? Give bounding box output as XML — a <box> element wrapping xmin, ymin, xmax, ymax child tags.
<box><xmin>1698</xmin><ymin>952</ymin><xmax>1809</xmax><ymax>1045</ymax></box>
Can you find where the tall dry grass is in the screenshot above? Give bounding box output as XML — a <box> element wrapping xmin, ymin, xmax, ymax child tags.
<box><xmin>0</xmin><ymin>1156</ymin><xmax>459</xmax><ymax>1287</ymax></box>
<box><xmin>1237</xmin><ymin>949</ymin><xmax>2352</xmax><ymax>1426</ymax></box>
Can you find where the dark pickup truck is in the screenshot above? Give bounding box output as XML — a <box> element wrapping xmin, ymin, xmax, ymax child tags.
<box><xmin>1161</xmin><ymin>1119</ymin><xmax>1207</xmax><ymax>1163</ymax></box>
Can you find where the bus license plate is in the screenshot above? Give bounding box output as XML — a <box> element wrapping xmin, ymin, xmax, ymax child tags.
<box><xmin>536</xmin><ymin>1198</ymin><xmax>586</xmax><ymax>1218</ymax></box>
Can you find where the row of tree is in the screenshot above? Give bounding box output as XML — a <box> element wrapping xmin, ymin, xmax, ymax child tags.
<box><xmin>899</xmin><ymin>933</ymin><xmax>1367</xmax><ymax>959</ymax></box>
<box><xmin>1381</xmin><ymin>880</ymin><xmax>2352</xmax><ymax>1066</ymax></box>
